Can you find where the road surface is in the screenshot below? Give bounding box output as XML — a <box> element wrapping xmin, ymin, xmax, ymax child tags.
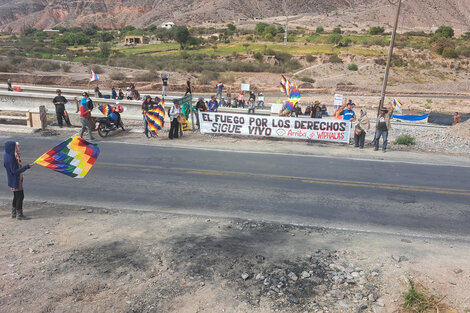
<box><xmin>1</xmin><ymin>134</ymin><xmax>470</xmax><ymax>240</ymax></box>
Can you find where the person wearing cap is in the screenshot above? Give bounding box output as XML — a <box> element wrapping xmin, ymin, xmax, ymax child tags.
<box><xmin>169</xmin><ymin>100</ymin><xmax>181</xmax><ymax>139</ymax></box>
<box><xmin>375</xmin><ymin>104</ymin><xmax>394</xmax><ymax>152</ymax></box>
<box><xmin>52</xmin><ymin>89</ymin><xmax>71</xmax><ymax>127</ymax></box>
<box><xmin>7</xmin><ymin>79</ymin><xmax>13</xmax><ymax>91</ymax></box>
<box><xmin>342</xmin><ymin>102</ymin><xmax>355</xmax><ymax>121</ymax></box>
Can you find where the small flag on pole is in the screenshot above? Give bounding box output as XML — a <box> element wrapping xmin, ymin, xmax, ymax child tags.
<box><xmin>34</xmin><ymin>136</ymin><xmax>100</xmax><ymax>178</ymax></box>
<box><xmin>90</xmin><ymin>71</ymin><xmax>99</xmax><ymax>82</ymax></box>
<box><xmin>392</xmin><ymin>98</ymin><xmax>403</xmax><ymax>114</ymax></box>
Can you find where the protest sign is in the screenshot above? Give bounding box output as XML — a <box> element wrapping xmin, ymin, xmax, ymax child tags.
<box><xmin>334</xmin><ymin>94</ymin><xmax>343</xmax><ymax>109</ymax></box>
<box><xmin>199</xmin><ymin>112</ymin><xmax>351</xmax><ymax>143</ymax></box>
<box><xmin>241</xmin><ymin>84</ymin><xmax>250</xmax><ymax>91</ymax></box>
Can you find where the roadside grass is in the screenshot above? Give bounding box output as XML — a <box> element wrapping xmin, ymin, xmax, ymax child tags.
<box><xmin>403</xmin><ymin>279</ymin><xmax>449</xmax><ymax>313</ymax></box>
<box><xmin>115</xmin><ymin>43</ymin><xmax>179</xmax><ymax>55</ymax></box>
<box><xmin>395</xmin><ymin>134</ymin><xmax>416</xmax><ymax>146</ymax></box>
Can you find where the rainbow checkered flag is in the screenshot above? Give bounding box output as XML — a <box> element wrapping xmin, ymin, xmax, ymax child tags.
<box><xmin>34</xmin><ymin>136</ymin><xmax>100</xmax><ymax>178</ymax></box>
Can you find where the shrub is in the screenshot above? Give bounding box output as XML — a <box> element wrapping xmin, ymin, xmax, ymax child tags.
<box><xmin>368</xmin><ymin>26</ymin><xmax>385</xmax><ymax>35</ymax></box>
<box><xmin>91</xmin><ymin>65</ymin><xmax>104</xmax><ymax>74</ymax></box>
<box><xmin>110</xmin><ymin>71</ymin><xmax>125</xmax><ymax>80</ymax></box>
<box><xmin>395</xmin><ymin>134</ymin><xmax>416</xmax><ymax>146</ymax></box>
<box><xmin>442</xmin><ymin>47</ymin><xmax>458</xmax><ymax>58</ymax></box>
<box><xmin>305</xmin><ymin>54</ymin><xmax>316</xmax><ymax>62</ymax></box>
<box><xmin>328</xmin><ymin>54</ymin><xmax>343</xmax><ymax>63</ymax></box>
<box><xmin>337</xmin><ymin>38</ymin><xmax>351</xmax><ymax>47</ymax></box>
<box><xmin>328</xmin><ymin>33</ymin><xmax>343</xmax><ymax>44</ymax></box>
<box><xmin>300</xmin><ymin>77</ymin><xmax>315</xmax><ymax>83</ymax></box>
<box><xmin>375</xmin><ymin>58</ymin><xmax>386</xmax><ymax>66</ymax></box>
<box><xmin>198</xmin><ymin>70</ymin><xmax>220</xmax><ymax>84</ymax></box>
<box><xmin>435</xmin><ymin>26</ymin><xmax>454</xmax><ymax>38</ymax></box>
<box><xmin>347</xmin><ymin>63</ymin><xmax>358</xmax><ymax>71</ymax></box>
<box><xmin>253</xmin><ymin>51</ymin><xmax>263</xmax><ymax>62</ymax></box>
<box><xmin>316</xmin><ymin>26</ymin><xmax>324</xmax><ymax>34</ymax></box>
<box><xmin>332</xmin><ymin>27</ymin><xmax>342</xmax><ymax>34</ymax></box>
<box><xmin>61</xmin><ymin>63</ymin><xmax>72</xmax><ymax>72</ymax></box>
<box><xmin>40</xmin><ymin>61</ymin><xmax>61</xmax><ymax>72</ymax></box>
<box><xmin>456</xmin><ymin>46</ymin><xmax>470</xmax><ymax>57</ymax></box>
<box><xmin>432</xmin><ymin>37</ymin><xmax>455</xmax><ymax>55</ymax></box>
<box><xmin>135</xmin><ymin>71</ymin><xmax>157</xmax><ymax>81</ymax></box>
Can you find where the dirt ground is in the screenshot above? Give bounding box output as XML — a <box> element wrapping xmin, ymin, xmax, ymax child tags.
<box><xmin>0</xmin><ymin>201</ymin><xmax>469</xmax><ymax>313</ymax></box>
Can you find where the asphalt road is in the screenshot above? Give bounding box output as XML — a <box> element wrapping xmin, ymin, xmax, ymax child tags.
<box><xmin>1</xmin><ymin>134</ymin><xmax>470</xmax><ymax>239</ymax></box>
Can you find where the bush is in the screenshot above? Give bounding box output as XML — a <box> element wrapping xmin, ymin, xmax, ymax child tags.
<box><xmin>442</xmin><ymin>47</ymin><xmax>458</xmax><ymax>58</ymax></box>
<box><xmin>300</xmin><ymin>77</ymin><xmax>315</xmax><ymax>83</ymax></box>
<box><xmin>316</xmin><ymin>26</ymin><xmax>324</xmax><ymax>34</ymax></box>
<box><xmin>456</xmin><ymin>46</ymin><xmax>470</xmax><ymax>57</ymax></box>
<box><xmin>198</xmin><ymin>70</ymin><xmax>220</xmax><ymax>84</ymax></box>
<box><xmin>332</xmin><ymin>27</ymin><xmax>342</xmax><ymax>34</ymax></box>
<box><xmin>305</xmin><ymin>54</ymin><xmax>316</xmax><ymax>62</ymax></box>
<box><xmin>328</xmin><ymin>33</ymin><xmax>343</xmax><ymax>44</ymax></box>
<box><xmin>61</xmin><ymin>63</ymin><xmax>72</xmax><ymax>72</ymax></box>
<box><xmin>368</xmin><ymin>26</ymin><xmax>385</xmax><ymax>35</ymax></box>
<box><xmin>347</xmin><ymin>63</ymin><xmax>358</xmax><ymax>71</ymax></box>
<box><xmin>91</xmin><ymin>65</ymin><xmax>104</xmax><ymax>74</ymax></box>
<box><xmin>328</xmin><ymin>54</ymin><xmax>343</xmax><ymax>63</ymax></box>
<box><xmin>110</xmin><ymin>71</ymin><xmax>125</xmax><ymax>80</ymax></box>
<box><xmin>395</xmin><ymin>134</ymin><xmax>416</xmax><ymax>146</ymax></box>
<box><xmin>432</xmin><ymin>37</ymin><xmax>456</xmax><ymax>55</ymax></box>
<box><xmin>253</xmin><ymin>51</ymin><xmax>263</xmax><ymax>62</ymax></box>
<box><xmin>40</xmin><ymin>61</ymin><xmax>61</xmax><ymax>72</ymax></box>
<box><xmin>435</xmin><ymin>26</ymin><xmax>454</xmax><ymax>38</ymax></box>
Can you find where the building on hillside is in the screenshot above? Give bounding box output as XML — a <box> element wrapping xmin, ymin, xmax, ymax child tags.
<box><xmin>44</xmin><ymin>29</ymin><xmax>60</xmax><ymax>34</ymax></box>
<box><xmin>124</xmin><ymin>35</ymin><xmax>150</xmax><ymax>45</ymax></box>
<box><xmin>160</xmin><ymin>22</ymin><xmax>175</xmax><ymax>29</ymax></box>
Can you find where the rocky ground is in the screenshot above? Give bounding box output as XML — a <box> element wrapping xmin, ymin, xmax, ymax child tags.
<box><xmin>0</xmin><ymin>202</ymin><xmax>468</xmax><ymax>313</ymax></box>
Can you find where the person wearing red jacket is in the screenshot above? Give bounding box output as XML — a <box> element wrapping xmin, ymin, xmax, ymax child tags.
<box><xmin>79</xmin><ymin>92</ymin><xmax>95</xmax><ymax>140</ymax></box>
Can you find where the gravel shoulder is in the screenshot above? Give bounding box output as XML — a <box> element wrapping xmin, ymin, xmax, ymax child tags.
<box><xmin>1</xmin><ymin>202</ymin><xmax>469</xmax><ymax>313</ymax></box>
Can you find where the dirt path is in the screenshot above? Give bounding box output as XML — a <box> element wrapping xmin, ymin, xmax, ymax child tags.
<box><xmin>0</xmin><ymin>202</ymin><xmax>469</xmax><ymax>313</ymax></box>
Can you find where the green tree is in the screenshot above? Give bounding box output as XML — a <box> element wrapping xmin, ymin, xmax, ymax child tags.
<box><xmin>84</xmin><ymin>24</ymin><xmax>99</xmax><ymax>36</ymax></box>
<box><xmin>99</xmin><ymin>42</ymin><xmax>111</xmax><ymax>58</ymax></box>
<box><xmin>432</xmin><ymin>37</ymin><xmax>455</xmax><ymax>55</ymax></box>
<box><xmin>435</xmin><ymin>26</ymin><xmax>454</xmax><ymax>38</ymax></box>
<box><xmin>99</xmin><ymin>32</ymin><xmax>114</xmax><ymax>42</ymax></box>
<box><xmin>368</xmin><ymin>26</ymin><xmax>385</xmax><ymax>35</ymax></box>
<box><xmin>316</xmin><ymin>26</ymin><xmax>324</xmax><ymax>34</ymax></box>
<box><xmin>172</xmin><ymin>26</ymin><xmax>191</xmax><ymax>49</ymax></box>
<box><xmin>255</xmin><ymin>22</ymin><xmax>269</xmax><ymax>35</ymax></box>
<box><xmin>328</xmin><ymin>33</ymin><xmax>343</xmax><ymax>44</ymax></box>
<box><xmin>227</xmin><ymin>23</ymin><xmax>236</xmax><ymax>32</ymax></box>
<box><xmin>333</xmin><ymin>27</ymin><xmax>342</xmax><ymax>34</ymax></box>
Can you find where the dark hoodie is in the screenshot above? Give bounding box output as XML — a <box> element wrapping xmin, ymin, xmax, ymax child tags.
<box><xmin>4</xmin><ymin>141</ymin><xmax>30</xmax><ymax>189</ymax></box>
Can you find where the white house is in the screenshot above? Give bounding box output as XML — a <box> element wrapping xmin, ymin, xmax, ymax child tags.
<box><xmin>160</xmin><ymin>22</ymin><xmax>175</xmax><ymax>29</ymax></box>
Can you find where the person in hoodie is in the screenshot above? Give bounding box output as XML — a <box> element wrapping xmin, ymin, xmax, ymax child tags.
<box><xmin>79</xmin><ymin>92</ymin><xmax>95</xmax><ymax>140</ymax></box>
<box><xmin>4</xmin><ymin>141</ymin><xmax>33</xmax><ymax>220</ymax></box>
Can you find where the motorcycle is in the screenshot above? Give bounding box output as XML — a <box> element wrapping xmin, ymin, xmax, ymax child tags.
<box><xmin>96</xmin><ymin>117</ymin><xmax>125</xmax><ymax>137</ymax></box>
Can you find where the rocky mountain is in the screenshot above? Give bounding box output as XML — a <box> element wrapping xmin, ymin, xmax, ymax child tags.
<box><xmin>0</xmin><ymin>0</ymin><xmax>468</xmax><ymax>32</ymax></box>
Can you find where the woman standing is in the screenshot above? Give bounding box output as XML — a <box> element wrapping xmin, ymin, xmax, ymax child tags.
<box><xmin>169</xmin><ymin>100</ymin><xmax>181</xmax><ymax>140</ymax></box>
<box><xmin>4</xmin><ymin>141</ymin><xmax>33</xmax><ymax>220</ymax></box>
<box><xmin>354</xmin><ymin>109</ymin><xmax>370</xmax><ymax>149</ymax></box>
<box><xmin>141</xmin><ymin>96</ymin><xmax>154</xmax><ymax>138</ymax></box>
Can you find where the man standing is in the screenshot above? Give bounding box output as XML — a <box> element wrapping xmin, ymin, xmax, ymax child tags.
<box><xmin>161</xmin><ymin>74</ymin><xmax>170</xmax><ymax>97</ymax></box>
<box><xmin>375</xmin><ymin>105</ymin><xmax>394</xmax><ymax>152</ymax></box>
<box><xmin>185</xmin><ymin>78</ymin><xmax>192</xmax><ymax>96</ymax></box>
<box><xmin>216</xmin><ymin>81</ymin><xmax>224</xmax><ymax>101</ymax></box>
<box><xmin>195</xmin><ymin>97</ymin><xmax>206</xmax><ymax>129</ymax></box>
<box><xmin>52</xmin><ymin>89</ymin><xmax>71</xmax><ymax>127</ymax></box>
<box><xmin>342</xmin><ymin>102</ymin><xmax>355</xmax><ymax>121</ymax></box>
<box><xmin>169</xmin><ymin>100</ymin><xmax>181</xmax><ymax>139</ymax></box>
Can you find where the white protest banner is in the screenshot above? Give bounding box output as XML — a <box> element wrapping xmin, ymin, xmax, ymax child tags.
<box><xmin>334</xmin><ymin>94</ymin><xmax>343</xmax><ymax>108</ymax></box>
<box><xmin>241</xmin><ymin>84</ymin><xmax>250</xmax><ymax>91</ymax></box>
<box><xmin>199</xmin><ymin>112</ymin><xmax>351</xmax><ymax>143</ymax></box>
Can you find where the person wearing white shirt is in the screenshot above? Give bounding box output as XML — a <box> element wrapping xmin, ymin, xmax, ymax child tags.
<box><xmin>169</xmin><ymin>101</ymin><xmax>181</xmax><ymax>139</ymax></box>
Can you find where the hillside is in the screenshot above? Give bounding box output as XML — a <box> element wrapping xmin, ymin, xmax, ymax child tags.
<box><xmin>0</xmin><ymin>0</ymin><xmax>469</xmax><ymax>33</ymax></box>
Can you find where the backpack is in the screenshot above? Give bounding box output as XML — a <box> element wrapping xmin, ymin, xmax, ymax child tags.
<box><xmin>87</xmin><ymin>98</ymin><xmax>94</xmax><ymax>111</ymax></box>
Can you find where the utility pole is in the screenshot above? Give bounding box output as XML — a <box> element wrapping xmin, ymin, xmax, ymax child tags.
<box><xmin>284</xmin><ymin>0</ymin><xmax>288</xmax><ymax>45</ymax></box>
<box><xmin>377</xmin><ymin>0</ymin><xmax>402</xmax><ymax>115</ymax></box>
